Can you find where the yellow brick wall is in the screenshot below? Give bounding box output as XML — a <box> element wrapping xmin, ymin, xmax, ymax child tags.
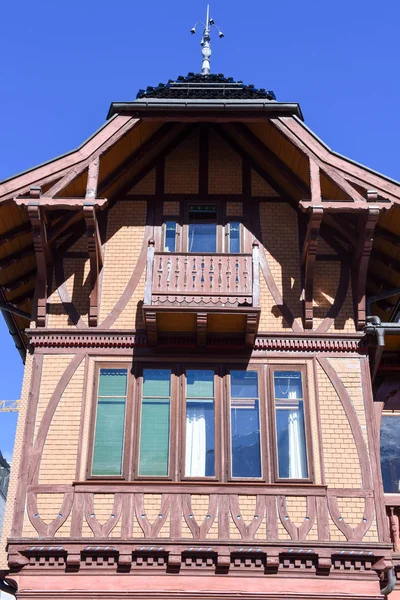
<box><xmin>259</xmin><ymin>202</ymin><xmax>302</xmax><ymax>330</ymax></box>
<box><xmin>208</xmin><ymin>130</ymin><xmax>242</xmax><ymax>194</ymax></box>
<box><xmin>252</xmin><ymin>169</ymin><xmax>279</xmax><ymax>197</ymax></box>
<box><xmin>163</xmin><ymin>201</ymin><xmax>180</xmax><ymax>216</ymax></box>
<box><xmin>128</xmin><ymin>168</ymin><xmax>155</xmax><ymax>195</ymax></box>
<box><xmin>226</xmin><ymin>201</ymin><xmax>243</xmax><ymax>217</ymax></box>
<box><xmin>99</xmin><ymin>200</ymin><xmax>147</xmax><ymax>323</ymax></box>
<box><xmin>317</xmin><ymin>363</ymin><xmax>362</xmax><ymax>488</ymax></box>
<box><xmin>165</xmin><ymin>130</ymin><xmax>199</xmax><ymax>194</ymax></box>
<box><xmin>38</xmin><ymin>356</ymin><xmax>85</xmax><ymax>484</ymax></box>
<box><xmin>313</xmin><ymin>261</ymin><xmax>355</xmax><ymax>332</ymax></box>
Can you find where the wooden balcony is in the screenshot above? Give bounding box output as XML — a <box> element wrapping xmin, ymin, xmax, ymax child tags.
<box><xmin>142</xmin><ymin>243</ymin><xmax>260</xmax><ymax>346</ymax></box>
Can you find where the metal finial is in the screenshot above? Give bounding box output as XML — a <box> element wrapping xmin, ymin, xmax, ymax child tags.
<box><xmin>190</xmin><ymin>5</ymin><xmax>224</xmax><ymax>75</ymax></box>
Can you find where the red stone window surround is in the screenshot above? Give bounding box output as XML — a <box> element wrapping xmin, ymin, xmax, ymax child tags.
<box><xmin>87</xmin><ymin>363</ymin><xmax>314</xmax><ymax>485</ymax></box>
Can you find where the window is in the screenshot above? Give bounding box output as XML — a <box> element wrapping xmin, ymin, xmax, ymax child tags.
<box><xmin>271</xmin><ymin>370</ymin><xmax>309</xmax><ymax>480</ymax></box>
<box><xmin>91</xmin><ymin>368</ymin><xmax>128</xmax><ymax>476</ymax></box>
<box><xmin>164</xmin><ymin>221</ymin><xmax>177</xmax><ymax>252</ymax></box>
<box><xmin>138</xmin><ymin>369</ymin><xmax>171</xmax><ymax>477</ymax></box>
<box><xmin>185</xmin><ymin>370</ymin><xmax>215</xmax><ymax>477</ymax></box>
<box><xmin>380</xmin><ymin>413</ymin><xmax>400</xmax><ymax>493</ymax></box>
<box><xmin>89</xmin><ymin>364</ymin><xmax>312</xmax><ymax>483</ymax></box>
<box><xmin>228</xmin><ymin>222</ymin><xmax>241</xmax><ymax>253</ymax></box>
<box><xmin>188</xmin><ymin>205</ymin><xmax>217</xmax><ymax>252</ymax></box>
<box><xmin>230</xmin><ymin>371</ymin><xmax>261</xmax><ymax>478</ymax></box>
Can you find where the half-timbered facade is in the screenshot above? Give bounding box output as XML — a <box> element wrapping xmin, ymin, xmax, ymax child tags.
<box><xmin>0</xmin><ymin>72</ymin><xmax>400</xmax><ymax>600</ymax></box>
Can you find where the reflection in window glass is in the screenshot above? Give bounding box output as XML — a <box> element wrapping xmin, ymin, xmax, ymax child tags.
<box><xmin>164</xmin><ymin>221</ymin><xmax>177</xmax><ymax>252</ymax></box>
<box><xmin>139</xmin><ymin>369</ymin><xmax>171</xmax><ymax>477</ymax></box>
<box><xmin>230</xmin><ymin>371</ymin><xmax>261</xmax><ymax>478</ymax></box>
<box><xmin>274</xmin><ymin>371</ymin><xmax>308</xmax><ymax>479</ymax></box>
<box><xmin>185</xmin><ymin>370</ymin><xmax>215</xmax><ymax>477</ymax></box>
<box><xmin>380</xmin><ymin>415</ymin><xmax>400</xmax><ymax>493</ymax></box>
<box><xmin>188</xmin><ymin>205</ymin><xmax>217</xmax><ymax>252</ymax></box>
<box><xmin>229</xmin><ymin>222</ymin><xmax>240</xmax><ymax>253</ymax></box>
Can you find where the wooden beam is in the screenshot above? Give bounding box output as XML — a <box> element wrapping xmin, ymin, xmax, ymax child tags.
<box><xmin>0</xmin><ymin>244</ymin><xmax>34</xmax><ymax>270</ymax></box>
<box><xmin>0</xmin><ymin>222</ymin><xmax>31</xmax><ymax>248</ymax></box>
<box><xmin>3</xmin><ymin>269</ymin><xmax>37</xmax><ymax>292</ymax></box>
<box><xmin>300</xmin><ymin>200</ymin><xmax>377</xmax><ymax>212</ymax></box>
<box><xmin>352</xmin><ymin>206</ymin><xmax>380</xmax><ymax>329</ymax></box>
<box><xmin>85</xmin><ymin>157</ymin><xmax>100</xmax><ymax>199</ymax></box>
<box><xmin>375</xmin><ymin>225</ymin><xmax>400</xmax><ymax>247</ymax></box>
<box><xmin>98</xmin><ymin>123</ymin><xmax>175</xmax><ymax>195</ymax></box>
<box><xmin>8</xmin><ymin>288</ymin><xmax>34</xmax><ymax>306</ymax></box>
<box><xmin>15</xmin><ymin>197</ymin><xmax>107</xmax><ymax>210</ymax></box>
<box><xmin>83</xmin><ymin>203</ymin><xmax>103</xmax><ymax>327</ymax></box>
<box><xmin>368</xmin><ymin>271</ymin><xmax>395</xmax><ymax>292</ymax></box>
<box><xmin>26</xmin><ymin>203</ymin><xmax>48</xmax><ymax>327</ymax></box>
<box><xmin>0</xmin><ymin>301</ymin><xmax>30</xmax><ymax>320</ymax></box>
<box><xmin>323</xmin><ymin>214</ymin><xmax>357</xmax><ymax>247</ymax></box>
<box><xmin>47</xmin><ymin>211</ymin><xmax>83</xmax><ymax>245</ymax></box>
<box><xmin>270</xmin><ymin>119</ymin><xmax>369</xmax><ymax>204</ymax></box>
<box><xmin>302</xmin><ymin>200</ymin><xmax>323</xmax><ymax>330</ymax></box>
<box><xmin>371</xmin><ymin>248</ymin><xmax>400</xmax><ymax>273</ymax></box>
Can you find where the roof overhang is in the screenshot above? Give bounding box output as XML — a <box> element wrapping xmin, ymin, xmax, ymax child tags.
<box><xmin>107</xmin><ymin>99</ymin><xmax>304</xmax><ymax>121</ymax></box>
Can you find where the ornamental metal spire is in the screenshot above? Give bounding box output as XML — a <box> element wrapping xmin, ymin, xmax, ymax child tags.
<box><xmin>190</xmin><ymin>5</ymin><xmax>224</xmax><ymax>75</ymax></box>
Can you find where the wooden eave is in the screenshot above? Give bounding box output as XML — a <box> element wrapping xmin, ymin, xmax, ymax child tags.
<box><xmin>0</xmin><ymin>108</ymin><xmax>399</xmax><ymax>358</ymax></box>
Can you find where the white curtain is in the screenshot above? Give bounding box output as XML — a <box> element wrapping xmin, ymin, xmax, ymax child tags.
<box><xmin>288</xmin><ymin>391</ymin><xmax>307</xmax><ymax>479</ymax></box>
<box><xmin>185</xmin><ymin>404</ymin><xmax>206</xmax><ymax>476</ymax></box>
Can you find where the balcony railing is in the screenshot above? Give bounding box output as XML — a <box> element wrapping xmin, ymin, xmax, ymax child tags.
<box><xmin>386</xmin><ymin>498</ymin><xmax>400</xmax><ymax>553</ymax></box>
<box><xmin>150</xmin><ymin>252</ymin><xmax>253</xmax><ymax>306</ymax></box>
<box><xmin>143</xmin><ymin>243</ymin><xmax>260</xmax><ymax>346</ymax></box>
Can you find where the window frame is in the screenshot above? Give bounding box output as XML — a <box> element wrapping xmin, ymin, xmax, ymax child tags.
<box><xmin>380</xmin><ymin>409</ymin><xmax>400</xmax><ymax>495</ymax></box>
<box><xmin>226</xmin><ymin>365</ymin><xmax>268</xmax><ymax>482</ymax></box>
<box><xmin>87</xmin><ymin>362</ymin><xmax>134</xmax><ymax>481</ymax></box>
<box><xmin>180</xmin><ymin>365</ymin><xmax>221</xmax><ymax>482</ymax></box>
<box><xmin>268</xmin><ymin>365</ymin><xmax>314</xmax><ymax>484</ymax></box>
<box><xmin>86</xmin><ymin>362</ymin><xmax>316</xmax><ymax>485</ymax></box>
<box><xmin>133</xmin><ymin>364</ymin><xmax>178</xmax><ymax>481</ymax></box>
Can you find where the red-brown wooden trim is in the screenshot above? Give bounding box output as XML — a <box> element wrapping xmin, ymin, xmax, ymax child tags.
<box><xmin>11</xmin><ymin>354</ymin><xmax>44</xmax><ymax>537</ymax></box>
<box><xmin>27</xmin><ymin>490</ymin><xmax>74</xmax><ymax>537</ymax></box>
<box><xmin>312</xmin><ymin>357</ymin><xmax>326</xmax><ymax>485</ymax></box>
<box><xmin>28</xmin><ymin>354</ymin><xmax>85</xmax><ymax>485</ymax></box>
<box><xmin>27</xmin><ymin>201</ymin><xmax>49</xmax><ymax>327</ymax></box>
<box><xmin>275</xmin><ymin>116</ymin><xmax>400</xmax><ymax>203</ymax></box>
<box><xmin>84</xmin><ymin>492</ymin><xmax>123</xmax><ymax>537</ymax></box>
<box><xmin>302</xmin><ymin>205</ymin><xmax>323</xmax><ymax>330</ymax></box>
<box><xmin>1</xmin><ymin>116</ymin><xmax>137</xmax><ymax>202</ymax></box>
<box><xmin>83</xmin><ymin>204</ymin><xmax>103</xmax><ymax>327</ymax></box>
<box><xmin>352</xmin><ymin>204</ymin><xmax>380</xmax><ymax>330</ymax></box>
<box><xmin>317</xmin><ymin>356</ymin><xmax>372</xmax><ymax>489</ymax></box>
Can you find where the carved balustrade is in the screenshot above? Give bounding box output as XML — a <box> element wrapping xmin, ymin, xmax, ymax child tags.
<box><xmin>143</xmin><ymin>248</ymin><xmax>260</xmax><ymax>346</ymax></box>
<box><xmin>150</xmin><ymin>252</ymin><xmax>253</xmax><ymax>306</ymax></box>
<box><xmin>386</xmin><ymin>501</ymin><xmax>400</xmax><ymax>553</ymax></box>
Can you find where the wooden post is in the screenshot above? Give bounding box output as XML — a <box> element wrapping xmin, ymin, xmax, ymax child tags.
<box><xmin>83</xmin><ymin>202</ymin><xmax>102</xmax><ymax>327</ymax></box>
<box><xmin>252</xmin><ymin>240</ymin><xmax>260</xmax><ymax>308</ymax></box>
<box><xmin>144</xmin><ymin>239</ymin><xmax>155</xmax><ymax>306</ymax></box>
<box><xmin>27</xmin><ymin>188</ymin><xmax>50</xmax><ymax>327</ymax></box>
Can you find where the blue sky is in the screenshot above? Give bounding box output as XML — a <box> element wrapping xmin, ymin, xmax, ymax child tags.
<box><xmin>0</xmin><ymin>0</ymin><xmax>399</xmax><ymax>461</ymax></box>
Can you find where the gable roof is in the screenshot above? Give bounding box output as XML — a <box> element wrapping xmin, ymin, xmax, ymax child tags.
<box><xmin>0</xmin><ymin>85</ymin><xmax>400</xmax><ymax>359</ymax></box>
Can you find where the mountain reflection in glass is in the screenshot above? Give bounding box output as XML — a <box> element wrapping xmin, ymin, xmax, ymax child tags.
<box><xmin>230</xmin><ymin>371</ymin><xmax>261</xmax><ymax>478</ymax></box>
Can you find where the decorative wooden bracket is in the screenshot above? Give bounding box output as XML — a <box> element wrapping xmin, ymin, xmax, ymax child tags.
<box><xmin>197</xmin><ymin>312</ymin><xmax>207</xmax><ymax>347</ymax></box>
<box><xmin>83</xmin><ymin>202</ymin><xmax>103</xmax><ymax>327</ymax></box>
<box><xmin>26</xmin><ymin>187</ymin><xmax>50</xmax><ymax>327</ymax></box>
<box><xmin>301</xmin><ymin>161</ymin><xmax>324</xmax><ymax>330</ymax></box>
<box><xmin>352</xmin><ymin>196</ymin><xmax>380</xmax><ymax>330</ymax></box>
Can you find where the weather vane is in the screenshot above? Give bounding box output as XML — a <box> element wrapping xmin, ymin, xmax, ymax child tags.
<box><xmin>190</xmin><ymin>5</ymin><xmax>224</xmax><ymax>76</ymax></box>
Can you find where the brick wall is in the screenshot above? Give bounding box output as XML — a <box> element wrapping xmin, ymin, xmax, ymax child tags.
<box><xmin>165</xmin><ymin>130</ymin><xmax>199</xmax><ymax>194</ymax></box>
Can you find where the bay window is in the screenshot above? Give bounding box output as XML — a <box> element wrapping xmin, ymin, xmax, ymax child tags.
<box><xmin>89</xmin><ymin>364</ymin><xmax>312</xmax><ymax>483</ymax></box>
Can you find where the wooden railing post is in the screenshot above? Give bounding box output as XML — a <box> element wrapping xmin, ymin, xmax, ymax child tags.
<box><xmin>144</xmin><ymin>239</ymin><xmax>155</xmax><ymax>306</ymax></box>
